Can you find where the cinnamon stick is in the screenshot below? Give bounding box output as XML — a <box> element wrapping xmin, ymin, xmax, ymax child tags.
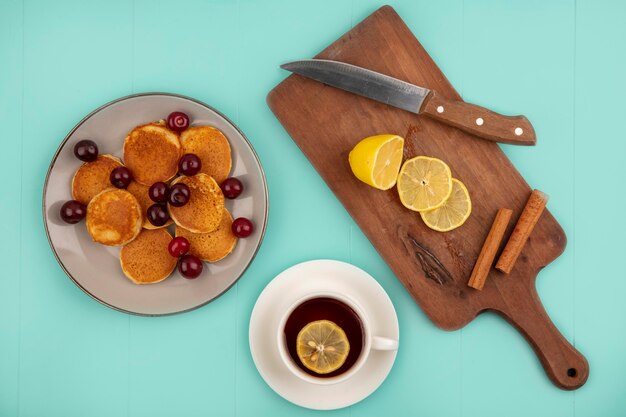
<box><xmin>468</xmin><ymin>208</ymin><xmax>512</xmax><ymax>290</ymax></box>
<box><xmin>496</xmin><ymin>190</ymin><xmax>549</xmax><ymax>274</ymax></box>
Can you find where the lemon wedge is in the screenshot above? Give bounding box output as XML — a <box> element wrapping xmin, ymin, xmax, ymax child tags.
<box><xmin>420</xmin><ymin>178</ymin><xmax>472</xmax><ymax>232</ymax></box>
<box><xmin>348</xmin><ymin>134</ymin><xmax>404</xmax><ymax>190</ymax></box>
<box><xmin>296</xmin><ymin>320</ymin><xmax>350</xmax><ymax>374</ymax></box>
<box><xmin>397</xmin><ymin>156</ymin><xmax>452</xmax><ymax>211</ymax></box>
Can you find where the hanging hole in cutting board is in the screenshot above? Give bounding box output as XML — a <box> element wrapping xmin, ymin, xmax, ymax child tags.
<box><xmin>567</xmin><ymin>368</ymin><xmax>577</xmax><ymax>377</ymax></box>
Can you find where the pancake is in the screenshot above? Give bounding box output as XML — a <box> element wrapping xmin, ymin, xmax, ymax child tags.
<box><xmin>180</xmin><ymin>126</ymin><xmax>232</xmax><ymax>185</ymax></box>
<box><xmin>176</xmin><ymin>208</ymin><xmax>237</xmax><ymax>262</ymax></box>
<box><xmin>86</xmin><ymin>189</ymin><xmax>142</xmax><ymax>246</ymax></box>
<box><xmin>120</xmin><ymin>228</ymin><xmax>177</xmax><ymax>284</ymax></box>
<box><xmin>126</xmin><ymin>181</ymin><xmax>173</xmax><ymax>229</ymax></box>
<box><xmin>123</xmin><ymin>122</ymin><xmax>181</xmax><ymax>186</ymax></box>
<box><xmin>168</xmin><ymin>173</ymin><xmax>224</xmax><ymax>233</ymax></box>
<box><xmin>71</xmin><ymin>154</ymin><xmax>122</xmax><ymax>205</ymax></box>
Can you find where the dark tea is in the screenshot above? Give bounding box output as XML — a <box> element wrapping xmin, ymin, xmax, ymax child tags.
<box><xmin>284</xmin><ymin>297</ymin><xmax>364</xmax><ymax>378</ymax></box>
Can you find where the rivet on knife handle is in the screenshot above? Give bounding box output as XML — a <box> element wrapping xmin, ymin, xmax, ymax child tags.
<box><xmin>421</xmin><ymin>91</ymin><xmax>536</xmax><ymax>146</ymax></box>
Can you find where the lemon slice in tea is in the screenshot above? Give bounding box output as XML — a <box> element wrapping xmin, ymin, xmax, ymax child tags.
<box><xmin>296</xmin><ymin>320</ymin><xmax>350</xmax><ymax>374</ymax></box>
<box><xmin>397</xmin><ymin>156</ymin><xmax>452</xmax><ymax>212</ymax></box>
<box><xmin>348</xmin><ymin>134</ymin><xmax>404</xmax><ymax>190</ymax></box>
<box><xmin>420</xmin><ymin>178</ymin><xmax>472</xmax><ymax>232</ymax></box>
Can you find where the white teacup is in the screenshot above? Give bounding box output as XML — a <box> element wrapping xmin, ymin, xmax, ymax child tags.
<box><xmin>277</xmin><ymin>291</ymin><xmax>399</xmax><ymax>385</ymax></box>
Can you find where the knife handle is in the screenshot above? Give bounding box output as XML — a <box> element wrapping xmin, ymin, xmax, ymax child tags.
<box><xmin>421</xmin><ymin>91</ymin><xmax>536</xmax><ymax>146</ymax></box>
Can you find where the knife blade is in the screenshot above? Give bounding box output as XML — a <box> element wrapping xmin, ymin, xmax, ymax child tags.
<box><xmin>281</xmin><ymin>59</ymin><xmax>535</xmax><ymax>146</ymax></box>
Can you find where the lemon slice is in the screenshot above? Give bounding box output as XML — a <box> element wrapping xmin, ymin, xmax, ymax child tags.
<box><xmin>348</xmin><ymin>134</ymin><xmax>404</xmax><ymax>190</ymax></box>
<box><xmin>397</xmin><ymin>156</ymin><xmax>452</xmax><ymax>211</ymax></box>
<box><xmin>420</xmin><ymin>178</ymin><xmax>472</xmax><ymax>232</ymax></box>
<box><xmin>296</xmin><ymin>320</ymin><xmax>350</xmax><ymax>374</ymax></box>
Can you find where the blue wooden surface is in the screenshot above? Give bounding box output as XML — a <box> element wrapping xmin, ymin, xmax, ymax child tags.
<box><xmin>1</xmin><ymin>1</ymin><xmax>625</xmax><ymax>416</ymax></box>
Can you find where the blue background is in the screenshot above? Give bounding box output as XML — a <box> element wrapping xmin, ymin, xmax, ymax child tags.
<box><xmin>1</xmin><ymin>0</ymin><xmax>625</xmax><ymax>416</ymax></box>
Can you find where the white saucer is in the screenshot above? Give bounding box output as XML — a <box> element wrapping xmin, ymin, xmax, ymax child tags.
<box><xmin>249</xmin><ymin>260</ymin><xmax>399</xmax><ymax>410</ymax></box>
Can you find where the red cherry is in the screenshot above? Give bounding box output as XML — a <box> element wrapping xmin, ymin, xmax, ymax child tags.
<box><xmin>179</xmin><ymin>153</ymin><xmax>202</xmax><ymax>176</ymax></box>
<box><xmin>73</xmin><ymin>140</ymin><xmax>98</xmax><ymax>162</ymax></box>
<box><xmin>167</xmin><ymin>112</ymin><xmax>190</xmax><ymax>133</ymax></box>
<box><xmin>60</xmin><ymin>200</ymin><xmax>87</xmax><ymax>224</ymax></box>
<box><xmin>149</xmin><ymin>182</ymin><xmax>169</xmax><ymax>203</ymax></box>
<box><xmin>178</xmin><ymin>254</ymin><xmax>203</xmax><ymax>279</ymax></box>
<box><xmin>232</xmin><ymin>217</ymin><xmax>254</xmax><ymax>238</ymax></box>
<box><xmin>168</xmin><ymin>236</ymin><xmax>190</xmax><ymax>258</ymax></box>
<box><xmin>110</xmin><ymin>166</ymin><xmax>133</xmax><ymax>189</ymax></box>
<box><xmin>221</xmin><ymin>177</ymin><xmax>243</xmax><ymax>199</ymax></box>
<box><xmin>168</xmin><ymin>183</ymin><xmax>190</xmax><ymax>207</ymax></box>
<box><xmin>146</xmin><ymin>204</ymin><xmax>170</xmax><ymax>227</ymax></box>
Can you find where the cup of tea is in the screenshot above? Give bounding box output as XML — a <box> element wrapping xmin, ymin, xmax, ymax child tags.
<box><xmin>277</xmin><ymin>291</ymin><xmax>399</xmax><ymax>385</ymax></box>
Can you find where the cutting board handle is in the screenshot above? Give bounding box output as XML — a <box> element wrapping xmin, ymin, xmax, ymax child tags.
<box><xmin>496</xmin><ymin>285</ymin><xmax>589</xmax><ymax>390</ymax></box>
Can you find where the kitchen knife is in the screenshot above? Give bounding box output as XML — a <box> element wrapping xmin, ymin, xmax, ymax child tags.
<box><xmin>280</xmin><ymin>59</ymin><xmax>535</xmax><ymax>146</ymax></box>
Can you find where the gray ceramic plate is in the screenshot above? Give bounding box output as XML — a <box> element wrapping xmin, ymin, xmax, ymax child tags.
<box><xmin>43</xmin><ymin>93</ymin><xmax>268</xmax><ymax>316</ymax></box>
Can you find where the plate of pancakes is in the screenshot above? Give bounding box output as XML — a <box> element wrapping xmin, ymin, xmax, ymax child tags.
<box><xmin>43</xmin><ymin>93</ymin><xmax>268</xmax><ymax>316</ymax></box>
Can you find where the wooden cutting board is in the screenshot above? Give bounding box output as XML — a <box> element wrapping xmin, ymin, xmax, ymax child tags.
<box><xmin>267</xmin><ymin>5</ymin><xmax>588</xmax><ymax>390</ymax></box>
